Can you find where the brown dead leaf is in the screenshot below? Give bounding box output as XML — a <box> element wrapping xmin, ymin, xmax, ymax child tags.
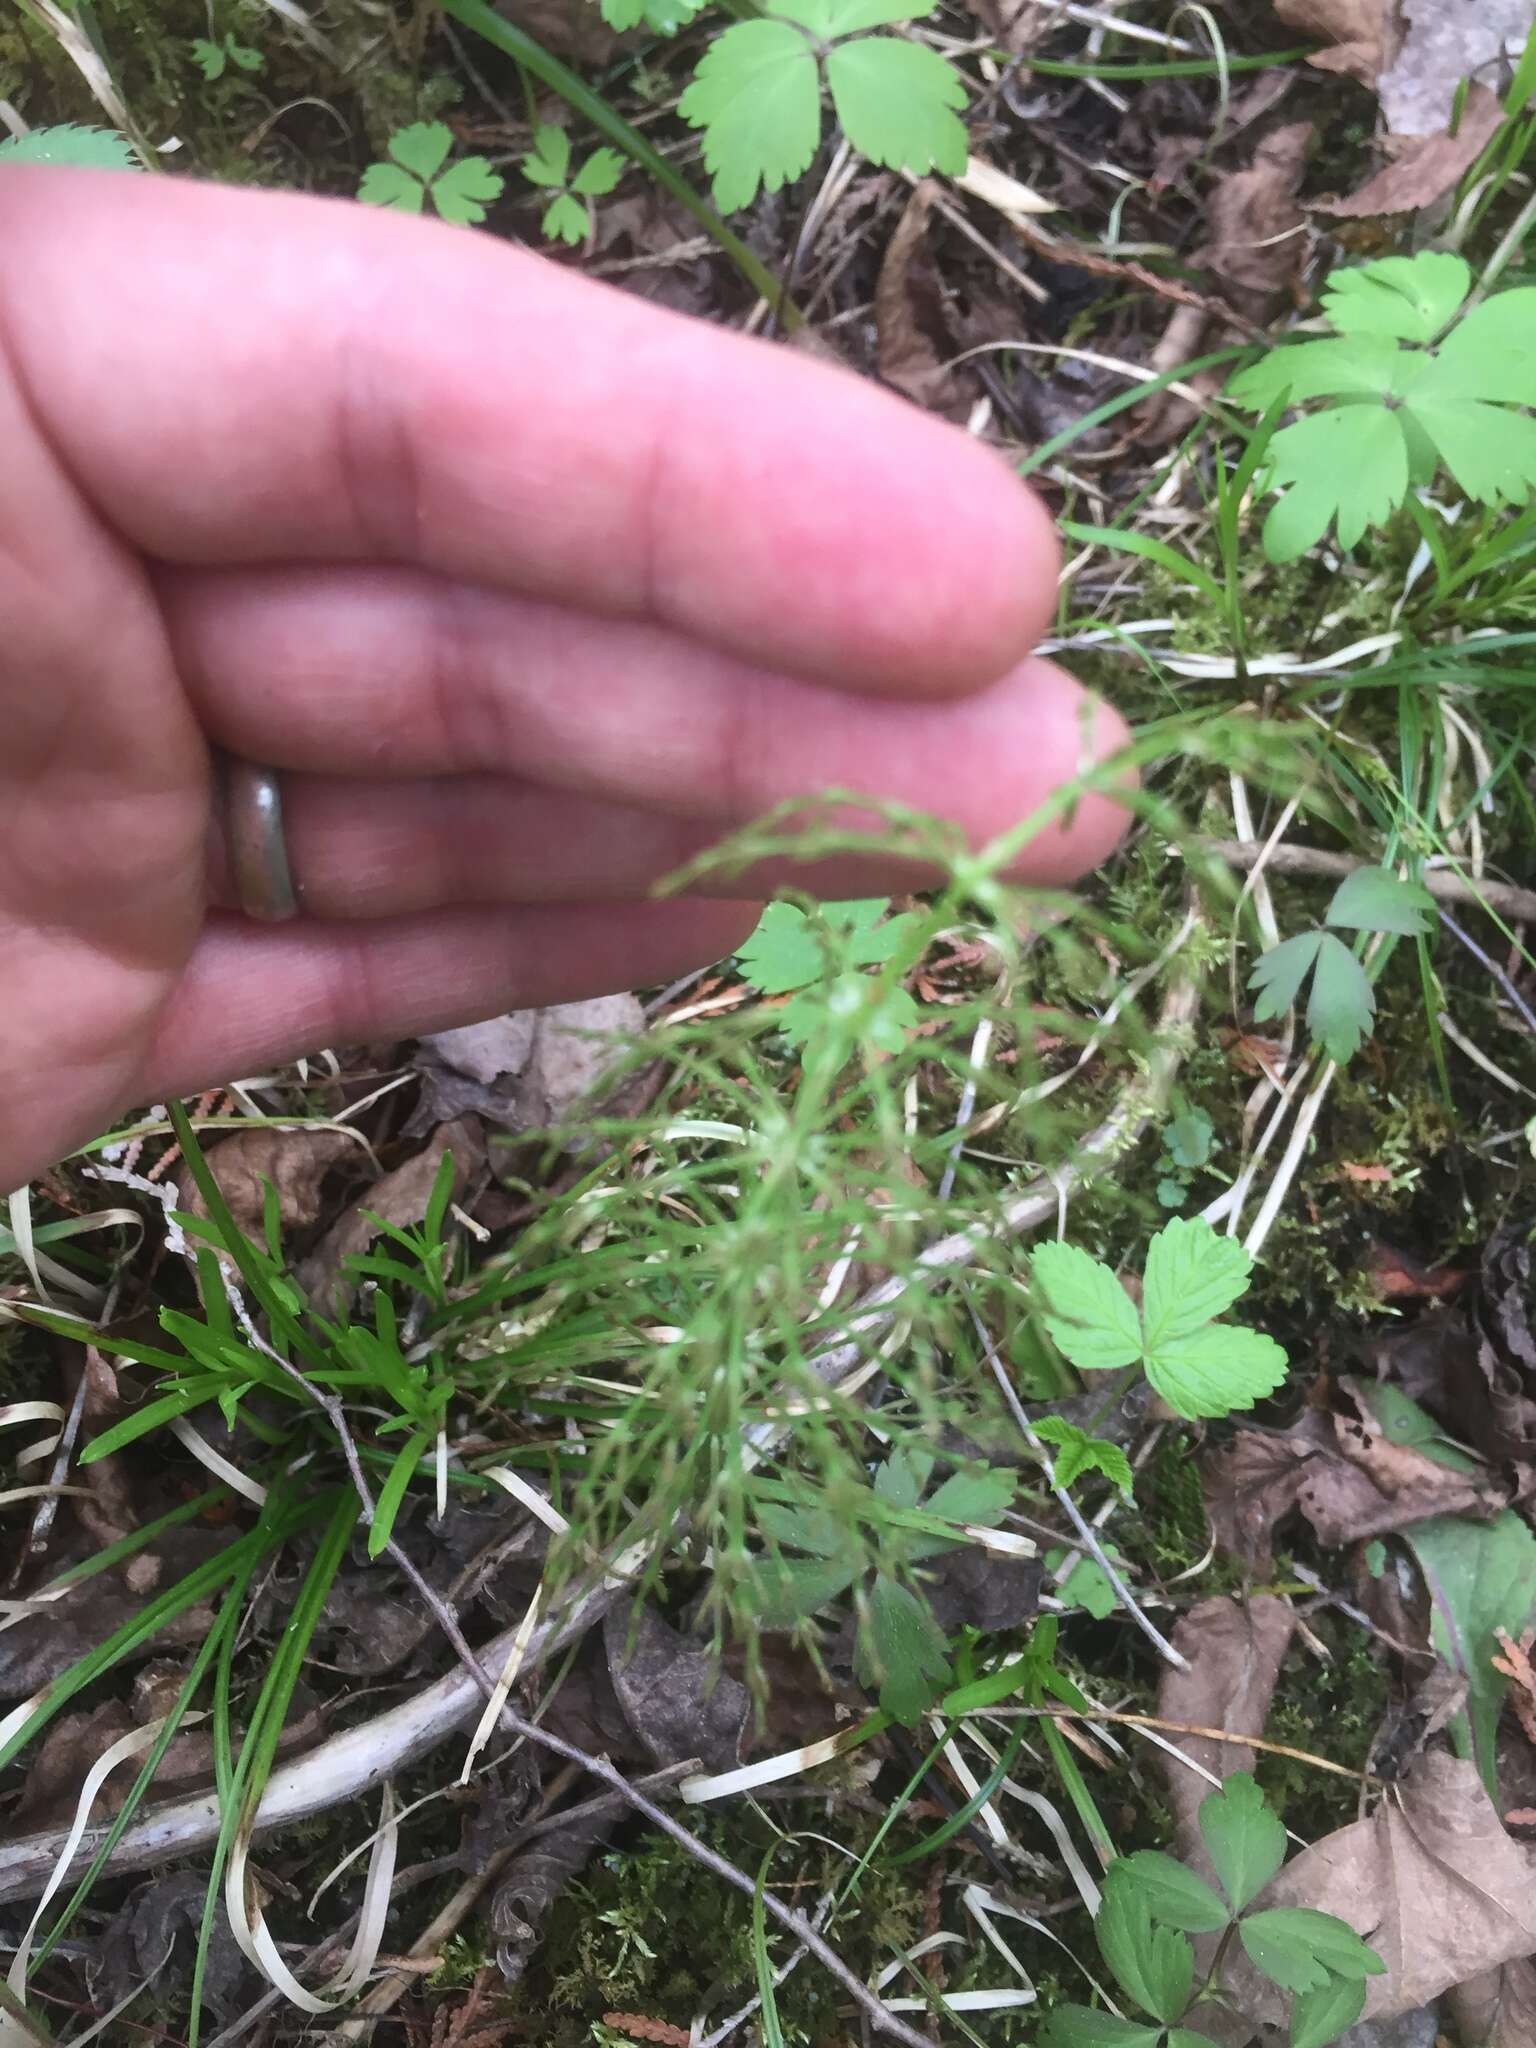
<box><xmin>181</xmin><ymin>1123</ymin><xmax>358</xmax><ymax>1241</ymax></box>
<box><xmin>1492</xmin><ymin>1629</ymin><xmax>1536</xmax><ymax>1749</ymax></box>
<box><xmin>1365</xmin><ymin>1240</ymin><xmax>1470</xmax><ymax>1300</ymax></box>
<box><xmin>603</xmin><ymin>1604</ymin><xmax>749</xmax><ymax>1774</ymax></box>
<box><xmin>1451</xmin><ymin>1957</ymin><xmax>1536</xmax><ymax>2045</ymax></box>
<box><xmin>876</xmin><ymin>181</ymin><xmax>962</xmax><ymax>414</ymax></box>
<box><xmin>1273</xmin><ymin>0</ymin><xmax>1393</xmax><ymax>86</ymax></box>
<box><xmin>410</xmin><ymin>995</ymin><xmax>646</xmax><ymax>1139</ymax></box>
<box><xmin>1157</xmin><ymin>1595</ymin><xmax>1296</xmax><ymax>1841</ymax></box>
<box><xmin>297</xmin><ymin>1117</ymin><xmax>485</xmax><ymax>1313</ymax></box>
<box><xmin>1204</xmin><ymin>1381</ymin><xmax>1506</xmax><ymax>1570</ymax></box>
<box><xmin>1196</xmin><ymin>122</ymin><xmax>1314</xmax><ymax>320</ymax></box>
<box><xmin>1315</xmin><ymin>82</ymin><xmax>1505</xmax><ymax>215</ymax></box>
<box><xmin>956</xmin><ymin>0</ymin><xmax>1042</xmax><ymax>53</ymax></box>
<box><xmin>1380</xmin><ymin>0</ymin><xmax>1536</xmax><ymax>134</ymax></box>
<box><xmin>1237</xmin><ymin>1753</ymin><xmax>1536</xmax><ymax>2023</ymax></box>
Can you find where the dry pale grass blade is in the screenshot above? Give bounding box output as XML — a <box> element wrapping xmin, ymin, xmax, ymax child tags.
<box><xmin>10</xmin><ymin>0</ymin><xmax>147</xmax><ymax>156</ymax></box>
<box><xmin>460</xmin><ymin>1583</ymin><xmax>542</xmax><ymax>1784</ymax></box>
<box><xmin>169</xmin><ymin>1416</ymin><xmax>268</xmax><ymax>1504</ymax></box>
<box><xmin>1</xmin><ymin>1712</ymin><xmax>201</xmax><ymax>2044</ymax></box>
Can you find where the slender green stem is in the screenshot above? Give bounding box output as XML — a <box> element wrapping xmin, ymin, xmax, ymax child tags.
<box><xmin>439</xmin><ymin>0</ymin><xmax>801</xmax><ymax>324</ymax></box>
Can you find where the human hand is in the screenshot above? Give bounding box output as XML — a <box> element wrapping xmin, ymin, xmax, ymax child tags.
<box><xmin>0</xmin><ymin>170</ymin><xmax>1128</xmax><ymax>1195</ymax></box>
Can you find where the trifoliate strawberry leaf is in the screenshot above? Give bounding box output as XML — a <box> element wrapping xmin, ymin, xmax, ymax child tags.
<box><xmin>0</xmin><ymin>122</ymin><xmax>139</xmax><ymax>169</ymax></box>
<box><xmin>1030</xmin><ymin>1242</ymin><xmax>1142</xmax><ymax>1373</ymax></box>
<box><xmin>1198</xmin><ymin>1772</ymin><xmax>1285</xmax><ymax>1913</ymax></box>
<box><xmin>522</xmin><ymin>123</ymin><xmax>571</xmax><ymax>186</ymax></box>
<box><xmin>573</xmin><ymin>147</ymin><xmax>625</xmax><ymax>197</ymax></box>
<box><xmin>875</xmin><ymin>1443</ymin><xmax>933</xmax><ymax>1509</ymax></box>
<box><xmin>678</xmin><ymin>18</ymin><xmax>821</xmax><ymax>212</ymax></box>
<box><xmin>1143</xmin><ymin>1324</ymin><xmax>1288</xmax><ymax>1420</ymax></box>
<box><xmin>1290</xmin><ymin>1975</ymin><xmax>1368</xmax><ymax>2048</ymax></box>
<box><xmin>1031</xmin><ymin>1416</ymin><xmax>1134</xmax><ymax>1496</ymax></box>
<box><xmin>1142</xmin><ymin>1216</ymin><xmax>1253</xmax><ymax>1345</ymax></box>
<box><xmin>431</xmin><ymin>155</ymin><xmax>505</xmax><ymax>224</ymax></box>
<box><xmin>1325</xmin><ymin>864</ymin><xmax>1435</xmax><ymax>936</ymax></box>
<box><xmin>541</xmin><ymin>193</ymin><xmax>590</xmax><ymax>244</ymax></box>
<box><xmin>824</xmin><ymin>35</ymin><xmax>967</xmax><ymax>176</ymax></box>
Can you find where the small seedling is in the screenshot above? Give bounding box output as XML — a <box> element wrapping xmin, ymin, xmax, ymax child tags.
<box><xmin>1032</xmin><ymin>1415</ymin><xmax>1133</xmax><ymax>1496</ymax></box>
<box><xmin>678</xmin><ymin>0</ymin><xmax>967</xmax><ymax>212</ymax></box>
<box><xmin>736</xmin><ymin>897</ymin><xmax>922</xmax><ymax>1053</ymax></box>
<box><xmin>1248</xmin><ymin>865</ymin><xmax>1435</xmax><ymax>1066</ymax></box>
<box><xmin>520</xmin><ymin>124</ymin><xmax>625</xmax><ymax>246</ymax></box>
<box><xmin>358</xmin><ymin>121</ymin><xmax>504</xmax><ymax>224</ymax></box>
<box><xmin>1228</xmin><ymin>250</ymin><xmax>1536</xmax><ymax>561</ymax></box>
<box><xmin>191</xmin><ymin>33</ymin><xmax>263</xmax><ymax>79</ymax></box>
<box><xmin>1044</xmin><ymin>1773</ymin><xmax>1384</xmax><ymax>2048</ymax></box>
<box><xmin>1030</xmin><ymin>1216</ymin><xmax>1287</xmax><ymax>1420</ymax></box>
<box><xmin>748</xmin><ymin>1445</ymin><xmax>1015</xmax><ymax>1720</ymax></box>
<box><xmin>1046</xmin><ymin>1541</ymin><xmax>1124</xmax><ymax>1619</ymax></box>
<box><xmin>1156</xmin><ymin>1107</ymin><xmax>1215</xmax><ymax>1210</ymax></box>
<box><xmin>600</xmin><ymin>0</ymin><xmax>705</xmax><ymax>30</ymax></box>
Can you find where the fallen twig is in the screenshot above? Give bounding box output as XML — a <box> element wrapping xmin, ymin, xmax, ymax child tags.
<box><xmin>1205</xmin><ymin>839</ymin><xmax>1536</xmax><ymax>925</ymax></box>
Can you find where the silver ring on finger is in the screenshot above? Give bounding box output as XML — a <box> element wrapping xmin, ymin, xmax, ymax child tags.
<box><xmin>219</xmin><ymin>755</ymin><xmax>300</xmax><ymax>923</ymax></box>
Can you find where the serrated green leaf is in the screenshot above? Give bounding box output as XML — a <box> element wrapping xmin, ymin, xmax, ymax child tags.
<box><xmin>1047</xmin><ymin>1546</ymin><xmax>1120</xmax><ymax>1619</ymax></box>
<box><xmin>858</xmin><ymin>1574</ymin><xmax>951</xmax><ymax>1722</ymax></box>
<box><xmin>228</xmin><ymin>38</ymin><xmax>264</xmax><ymax>70</ymax></box>
<box><xmin>737</xmin><ymin>903</ymin><xmax>825</xmax><ymax>994</ymax></box>
<box><xmin>1041</xmin><ymin>2010</ymin><xmax>1165</xmax><ymax>2048</ymax></box>
<box><xmin>1403</xmin><ymin>386</ymin><xmax>1536</xmax><ymax>511</ymax></box>
<box><xmin>1198</xmin><ymin>1772</ymin><xmax>1284</xmax><ymax>1913</ymax></box>
<box><xmin>824</xmin><ymin>36</ymin><xmax>967</xmax><ymax>177</ymax></box>
<box><xmin>431</xmin><ymin>155</ymin><xmax>504</xmax><ymax>224</ymax></box>
<box><xmin>747</xmin><ymin>1553</ymin><xmax>858</xmax><ymax>1628</ymax></box>
<box><xmin>387</xmin><ymin>120</ymin><xmax>454</xmax><ymax>183</ymax></box>
<box><xmin>1264</xmin><ymin>404</ymin><xmax>1410</xmax><ymax>554</ymax></box>
<box><xmin>875</xmin><ymin>1443</ymin><xmax>933</xmax><ymax>1509</ymax></box>
<box><xmin>1239</xmin><ymin>1908</ymin><xmax>1383</xmax><ymax>1994</ymax></box>
<box><xmin>1325</xmin><ymin>864</ymin><xmax>1435</xmax><ymax>936</ymax></box>
<box><xmin>756</xmin><ymin>1501</ymin><xmax>851</xmax><ymax>1557</ymax></box>
<box><xmin>1322</xmin><ymin>251</ymin><xmax>1470</xmax><ymax>342</ymax></box>
<box><xmin>0</xmin><ymin>122</ymin><xmax>139</xmax><ymax>169</ymax></box>
<box><xmin>1229</xmin><ymin>334</ymin><xmax>1401</xmax><ymax>410</ymax></box>
<box><xmin>191</xmin><ymin>35</ymin><xmax>227</xmax><ymax>78</ymax></box>
<box><xmin>1433</xmin><ymin>287</ymin><xmax>1536</xmax><ymax>405</ymax></box>
<box><xmin>1307</xmin><ymin>931</ymin><xmax>1376</xmax><ymax>1064</ymax></box>
<box><xmin>1030</xmin><ymin>1242</ymin><xmax>1143</xmax><ymax>1373</ymax></box>
<box><xmin>1097</xmin><ymin>1874</ymin><xmax>1194</xmax><ymax>2024</ymax></box>
<box><xmin>523</xmin><ymin>123</ymin><xmax>571</xmax><ymax>185</ymax></box>
<box><xmin>1114</xmin><ymin>1851</ymin><xmax>1230</xmax><ymax>1933</ymax></box>
<box><xmin>1142</xmin><ymin>1217</ymin><xmax>1253</xmax><ymax>1347</ymax></box>
<box><xmin>573</xmin><ymin>146</ymin><xmax>625</xmax><ymax>196</ymax></box>
<box><xmin>1402</xmin><ymin>1507</ymin><xmax>1536</xmax><ymax>1796</ymax></box>
<box><xmin>542</xmin><ymin>192</ymin><xmax>590</xmax><ymax>244</ymax></box>
<box><xmin>678</xmin><ymin>18</ymin><xmax>821</xmax><ymax>212</ymax></box>
<box><xmin>1158</xmin><ymin>1176</ymin><xmax>1189</xmax><ymax>1209</ymax></box>
<box><xmin>1290</xmin><ymin>1971</ymin><xmax>1368</xmax><ymax>2048</ymax></box>
<box><xmin>924</xmin><ymin>1464</ymin><xmax>1014</xmax><ymax>1528</ymax></box>
<box><xmin>1144</xmin><ymin>1324</ymin><xmax>1288</xmax><ymax>1420</ymax></box>
<box><xmin>358</xmin><ymin>161</ymin><xmax>428</xmax><ymax>213</ymax></box>
<box><xmin>1248</xmin><ymin>934</ymin><xmax>1322</xmax><ymax>1030</ymax></box>
<box><xmin>1032</xmin><ymin>1417</ymin><xmax>1134</xmax><ymax>1496</ymax></box>
<box><xmin>602</xmin><ymin>0</ymin><xmax>705</xmax><ymax>30</ymax></box>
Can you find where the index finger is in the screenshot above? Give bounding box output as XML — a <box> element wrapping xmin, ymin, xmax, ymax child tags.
<box><xmin>0</xmin><ymin>171</ymin><xmax>1060</xmax><ymax>699</ymax></box>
